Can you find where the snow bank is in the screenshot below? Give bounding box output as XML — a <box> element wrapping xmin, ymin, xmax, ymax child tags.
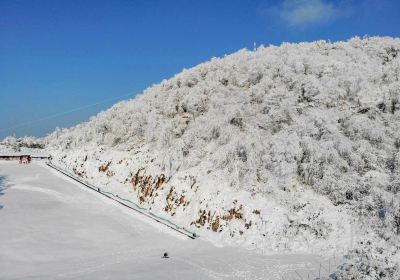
<box><xmin>8</xmin><ymin>36</ymin><xmax>400</xmax><ymax>279</ymax></box>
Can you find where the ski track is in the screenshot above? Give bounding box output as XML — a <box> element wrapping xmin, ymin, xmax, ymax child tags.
<box><xmin>0</xmin><ymin>162</ymin><xmax>331</xmax><ymax>279</ymax></box>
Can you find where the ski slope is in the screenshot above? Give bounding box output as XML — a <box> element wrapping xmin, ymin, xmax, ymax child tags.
<box><xmin>0</xmin><ymin>161</ymin><xmax>333</xmax><ymax>280</ymax></box>
<box><xmin>2</xmin><ymin>37</ymin><xmax>400</xmax><ymax>278</ymax></box>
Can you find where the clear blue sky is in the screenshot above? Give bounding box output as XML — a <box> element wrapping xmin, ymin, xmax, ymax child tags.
<box><xmin>1</xmin><ymin>0</ymin><xmax>399</xmax><ymax>139</ymax></box>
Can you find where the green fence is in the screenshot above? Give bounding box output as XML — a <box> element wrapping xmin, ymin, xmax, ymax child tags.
<box><xmin>46</xmin><ymin>161</ymin><xmax>198</xmax><ymax>239</ymax></box>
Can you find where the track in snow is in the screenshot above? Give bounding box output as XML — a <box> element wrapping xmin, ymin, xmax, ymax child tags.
<box><xmin>0</xmin><ymin>161</ymin><xmax>330</xmax><ymax>280</ymax></box>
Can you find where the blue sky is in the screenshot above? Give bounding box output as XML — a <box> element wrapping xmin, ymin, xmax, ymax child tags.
<box><xmin>1</xmin><ymin>0</ymin><xmax>399</xmax><ymax>139</ymax></box>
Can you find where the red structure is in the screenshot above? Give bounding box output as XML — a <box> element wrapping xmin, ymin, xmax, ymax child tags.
<box><xmin>0</xmin><ymin>154</ymin><xmax>35</xmax><ymax>163</ymax></box>
<box><xmin>0</xmin><ymin>155</ymin><xmax>28</xmax><ymax>161</ymax></box>
<box><xmin>19</xmin><ymin>155</ymin><xmax>31</xmax><ymax>164</ymax></box>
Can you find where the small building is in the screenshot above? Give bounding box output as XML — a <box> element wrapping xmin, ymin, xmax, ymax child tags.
<box><xmin>0</xmin><ymin>155</ymin><xmax>30</xmax><ymax>161</ymax></box>
<box><xmin>0</xmin><ymin>152</ymin><xmax>50</xmax><ymax>162</ymax></box>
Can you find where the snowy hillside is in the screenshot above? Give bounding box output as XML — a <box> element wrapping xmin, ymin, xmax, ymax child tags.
<box><xmin>4</xmin><ymin>36</ymin><xmax>400</xmax><ymax>279</ymax></box>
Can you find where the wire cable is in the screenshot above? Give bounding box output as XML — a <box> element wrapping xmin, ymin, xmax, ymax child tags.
<box><xmin>0</xmin><ymin>93</ymin><xmax>134</xmax><ymax>133</ymax></box>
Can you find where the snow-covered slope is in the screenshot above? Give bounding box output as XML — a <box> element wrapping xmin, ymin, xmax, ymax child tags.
<box><xmin>4</xmin><ymin>36</ymin><xmax>400</xmax><ymax>279</ymax></box>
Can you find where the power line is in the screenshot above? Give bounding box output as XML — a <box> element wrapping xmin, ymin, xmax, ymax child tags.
<box><xmin>0</xmin><ymin>93</ymin><xmax>133</xmax><ymax>133</ymax></box>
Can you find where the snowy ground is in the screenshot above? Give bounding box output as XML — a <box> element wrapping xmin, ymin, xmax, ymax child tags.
<box><xmin>0</xmin><ymin>161</ymin><xmax>336</xmax><ymax>280</ymax></box>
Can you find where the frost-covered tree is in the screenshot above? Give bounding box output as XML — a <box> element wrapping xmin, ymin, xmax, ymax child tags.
<box><xmin>16</xmin><ymin>36</ymin><xmax>400</xmax><ymax>278</ymax></box>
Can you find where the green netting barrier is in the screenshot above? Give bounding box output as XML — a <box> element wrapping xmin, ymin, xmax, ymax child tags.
<box><xmin>46</xmin><ymin>161</ymin><xmax>198</xmax><ymax>239</ymax></box>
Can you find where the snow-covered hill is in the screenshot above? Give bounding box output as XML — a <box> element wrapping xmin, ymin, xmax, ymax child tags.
<box><xmin>3</xmin><ymin>36</ymin><xmax>400</xmax><ymax>279</ymax></box>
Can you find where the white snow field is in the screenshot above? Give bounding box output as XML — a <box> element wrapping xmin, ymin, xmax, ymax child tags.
<box><xmin>2</xmin><ymin>36</ymin><xmax>400</xmax><ymax>278</ymax></box>
<box><xmin>0</xmin><ymin>161</ymin><xmax>330</xmax><ymax>280</ymax></box>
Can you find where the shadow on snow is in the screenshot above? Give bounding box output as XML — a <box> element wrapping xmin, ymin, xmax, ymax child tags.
<box><xmin>0</xmin><ymin>176</ymin><xmax>9</xmax><ymax>210</ymax></box>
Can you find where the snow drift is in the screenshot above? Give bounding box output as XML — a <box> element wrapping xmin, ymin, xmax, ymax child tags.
<box><xmin>3</xmin><ymin>36</ymin><xmax>400</xmax><ymax>279</ymax></box>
